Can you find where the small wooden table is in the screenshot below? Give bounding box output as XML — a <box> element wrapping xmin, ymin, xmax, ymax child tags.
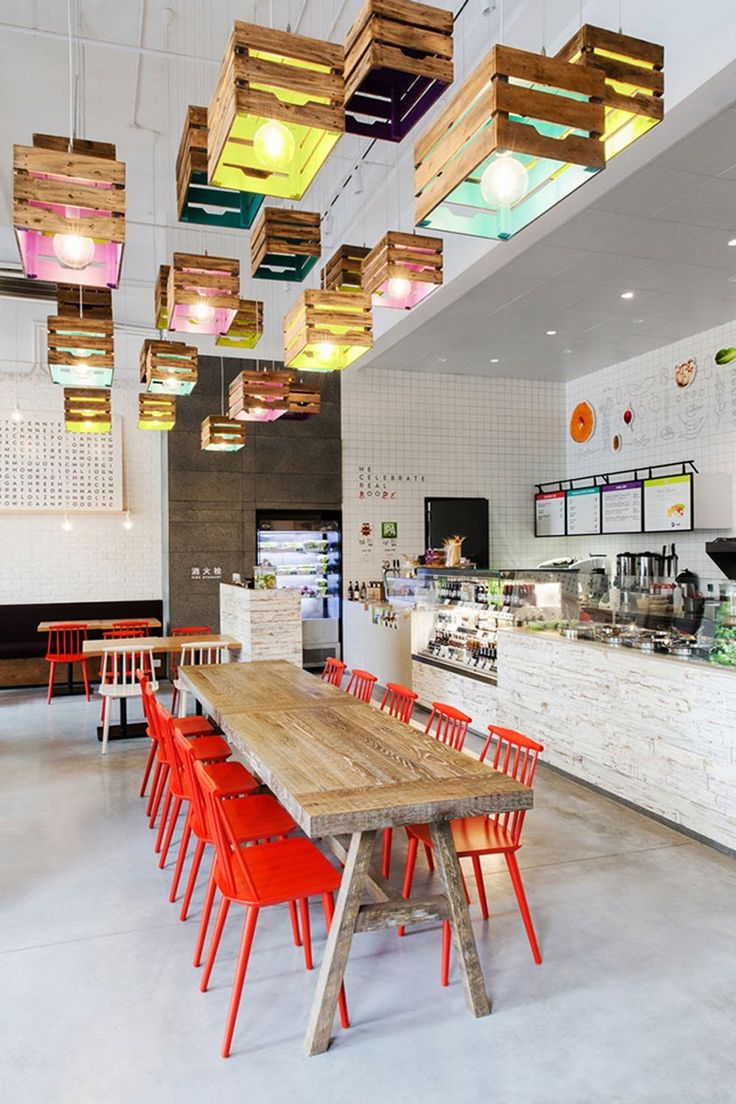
<box><xmin>178</xmin><ymin>660</ymin><xmax>532</xmax><ymax>1056</ymax></box>
<box><xmin>38</xmin><ymin>618</ymin><xmax>162</xmax><ymax>696</ymax></box>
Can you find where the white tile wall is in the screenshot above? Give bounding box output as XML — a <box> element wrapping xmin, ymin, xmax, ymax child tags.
<box><xmin>0</xmin><ymin>371</ymin><xmax>163</xmax><ymax>605</ymax></box>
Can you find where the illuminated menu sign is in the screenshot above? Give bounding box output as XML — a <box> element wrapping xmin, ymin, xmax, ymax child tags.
<box><xmin>535</xmin><ymin>490</ymin><xmax>566</xmax><ymax>537</ymax></box>
<box><xmin>601</xmin><ymin>480</ymin><xmax>643</xmax><ymax>534</ymax></box>
<box><xmin>643</xmin><ymin>474</ymin><xmax>693</xmax><ymax>532</ymax></box>
<box><xmin>566</xmin><ymin>486</ymin><xmax>601</xmax><ymax>536</ymax></box>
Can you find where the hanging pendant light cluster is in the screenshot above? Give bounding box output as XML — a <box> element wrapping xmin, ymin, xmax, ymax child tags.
<box><xmin>201</xmin><ymin>414</ymin><xmax>247</xmax><ymax>451</ymax></box>
<box><xmin>229</xmin><ymin>368</ymin><xmax>293</xmax><ymax>423</ymax></box>
<box><xmin>216</xmin><ymin>299</ymin><xmax>264</xmax><ymax>349</ymax></box>
<box><xmin>321</xmin><ymin>244</ymin><xmax>370</xmax><ymax>291</ymax></box>
<box><xmin>251</xmin><ymin>208</ymin><xmax>322</xmax><ymax>282</ymax></box>
<box><xmin>47</xmin><ymin>285</ymin><xmax>114</xmax><ymax>388</ymax></box>
<box><xmin>284</xmin><ymin>289</ymin><xmax>373</xmax><ymax>372</ymax></box>
<box><xmin>154</xmin><ymin>265</ymin><xmax>170</xmax><ymax>329</ymax></box>
<box><xmin>140</xmin><ymin>339</ymin><xmax>198</xmax><ymax>396</ymax></box>
<box><xmin>14</xmin><ymin>134</ymin><xmax>125</xmax><ymax>288</ymax></box>
<box><xmin>63</xmin><ymin>387</ymin><xmax>112</xmax><ymax>433</ymax></box>
<box><xmin>138</xmin><ymin>393</ymin><xmax>176</xmax><ymax>431</ymax></box>
<box><xmin>166</xmin><ymin>253</ymin><xmax>240</xmax><ymax>335</ymax></box>
<box><xmin>282</xmin><ymin>383</ymin><xmax>321</xmax><ymax>420</ymax></box>
<box><xmin>176</xmin><ymin>106</ymin><xmax>264</xmax><ymax>229</ymax></box>
<box><xmin>362</xmin><ymin>231</ymin><xmax>443</xmax><ymax>309</ymax></box>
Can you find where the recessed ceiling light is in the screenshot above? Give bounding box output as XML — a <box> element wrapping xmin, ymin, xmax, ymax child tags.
<box><xmin>728</xmin><ymin>239</ymin><xmax>736</xmax><ymax>247</ymax></box>
<box><xmin>563</xmin><ymin>348</ymin><xmax>572</xmax><ymax>354</ymax></box>
<box><xmin>546</xmin><ymin>329</ymin><xmax>557</xmax><ymax>336</ymax></box>
<box><xmin>438</xmin><ymin>356</ymin><xmax>447</xmax><ymax>362</ymax></box>
<box><xmin>490</xmin><ymin>357</ymin><xmax>499</xmax><ymax>363</ymax></box>
<box><xmin>633</xmin><ymin>317</ymin><xmax>645</xmax><ymax>324</ymax></box>
<box><xmin>729</xmin><ymin>276</ymin><xmax>736</xmax><ymax>283</ymax></box>
<box><xmin>621</xmin><ymin>290</ymin><xmax>635</xmax><ymax>299</ymax></box>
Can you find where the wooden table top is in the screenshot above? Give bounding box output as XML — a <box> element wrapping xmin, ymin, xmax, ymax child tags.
<box><xmin>81</xmin><ymin>633</ymin><xmax>240</xmax><ymax>658</ymax></box>
<box><xmin>178</xmin><ymin>659</ymin><xmax>361</xmax><ymax>721</ymax></box>
<box><xmin>38</xmin><ymin>617</ymin><xmax>162</xmax><ymax>632</ymax></box>
<box><xmin>177</xmin><ymin>663</ymin><xmax>532</xmax><ymax>837</ymax></box>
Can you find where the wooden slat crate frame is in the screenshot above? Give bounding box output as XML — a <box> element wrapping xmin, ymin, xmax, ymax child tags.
<box><xmin>344</xmin><ymin>0</ymin><xmax>453</xmax><ymax>141</ymax></box>
<box><xmin>155</xmin><ymin>264</ymin><xmax>170</xmax><ymax>329</ymax></box>
<box><xmin>556</xmin><ymin>24</ymin><xmax>664</xmax><ymax>160</ymax></box>
<box><xmin>208</xmin><ymin>22</ymin><xmax>345</xmax><ymax>201</ymax></box>
<box><xmin>56</xmin><ymin>284</ymin><xmax>112</xmax><ymax>320</ymax></box>
<box><xmin>139</xmin><ymin>338</ymin><xmax>198</xmax><ymax>396</ymax></box>
<box><xmin>414</xmin><ymin>44</ymin><xmax>605</xmax><ymax>240</ymax></box>
<box><xmin>321</xmin><ymin>243</ymin><xmax>370</xmax><ymax>291</ymax></box>
<box><xmin>251</xmin><ymin>208</ymin><xmax>321</xmax><ymax>282</ymax></box>
<box><xmin>138</xmin><ymin>392</ymin><xmax>176</xmax><ymax>430</ymax></box>
<box><xmin>362</xmin><ymin>229</ymin><xmax>443</xmax><ymax>308</ymax></box>
<box><xmin>216</xmin><ymin>299</ymin><xmax>264</xmax><ymax>349</ymax></box>
<box><xmin>167</xmin><ymin>252</ymin><xmax>240</xmax><ymax>334</ymax></box>
<box><xmin>176</xmin><ymin>105</ymin><xmax>264</xmax><ymax>228</ymax></box>
<box><xmin>201</xmin><ymin>415</ymin><xmax>247</xmax><ymax>452</ymax></box>
<box><xmin>283</xmin><ymin>382</ymin><xmax>321</xmax><ymax>419</ymax></box>
<box><xmin>228</xmin><ymin>368</ymin><xmax>293</xmax><ymax>422</ymax></box>
<box><xmin>48</xmin><ymin>313</ymin><xmax>114</xmax><ymax>388</ymax></box>
<box><xmin>63</xmin><ymin>387</ymin><xmax>112</xmax><ymax>433</ymax></box>
<box><xmin>284</xmin><ymin>289</ymin><xmax>373</xmax><ymax>372</ymax></box>
<box><xmin>14</xmin><ymin>133</ymin><xmax>125</xmax><ymax>288</ymax></box>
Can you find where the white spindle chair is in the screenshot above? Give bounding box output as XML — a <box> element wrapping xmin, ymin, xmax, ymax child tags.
<box><xmin>175</xmin><ymin>642</ymin><xmax>229</xmax><ymax>717</ymax></box>
<box><xmin>99</xmin><ymin>646</ymin><xmax>158</xmax><ymax>754</ymax></box>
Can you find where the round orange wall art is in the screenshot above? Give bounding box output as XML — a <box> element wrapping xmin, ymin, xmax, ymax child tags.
<box><xmin>569</xmin><ymin>401</ymin><xmax>595</xmax><ymax>443</ymax></box>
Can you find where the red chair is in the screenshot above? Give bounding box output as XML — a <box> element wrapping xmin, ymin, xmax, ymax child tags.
<box><xmin>345</xmin><ymin>668</ymin><xmax>377</xmax><ymax>703</ymax></box>
<box><xmin>321</xmin><ymin>656</ymin><xmax>346</xmax><ymax>687</ymax></box>
<box><xmin>45</xmin><ymin>624</ymin><xmax>90</xmax><ymax>704</ymax></box>
<box><xmin>425</xmin><ymin>701</ymin><xmax>472</xmax><ymax>751</ymax></box>
<box><xmin>196</xmin><ymin>761</ymin><xmax>349</xmax><ymax>1058</ymax></box>
<box><xmin>111</xmin><ymin>620</ymin><xmax>151</xmax><ymax>633</ymax></box>
<box><xmin>400</xmin><ymin>724</ymin><xmax>544</xmax><ymax>982</ymax></box>
<box><xmin>171</xmin><ymin>625</ymin><xmax>212</xmax><ymax>712</ymax></box>
<box><xmin>138</xmin><ymin>668</ymin><xmax>215</xmax><ymax>803</ymax></box>
<box><xmin>99</xmin><ymin>626</ymin><xmax>147</xmax><ymax>723</ymax></box>
<box><xmin>379</xmin><ymin>683</ymin><xmax>418</xmax><ymax>878</ymax></box>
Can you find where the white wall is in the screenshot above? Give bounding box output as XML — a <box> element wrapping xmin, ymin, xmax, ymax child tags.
<box><xmin>0</xmin><ymin>367</ymin><xmax>163</xmax><ymax>606</ymax></box>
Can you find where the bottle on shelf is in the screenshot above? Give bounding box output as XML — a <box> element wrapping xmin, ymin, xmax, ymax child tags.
<box><xmin>359</xmin><ymin>580</ymin><xmax>367</xmax><ymax>602</ymax></box>
<box><xmin>347</xmin><ymin>581</ymin><xmax>354</xmax><ymax>601</ymax></box>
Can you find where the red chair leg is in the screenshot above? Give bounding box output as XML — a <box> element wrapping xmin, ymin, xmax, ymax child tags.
<box><xmin>299</xmin><ymin>898</ymin><xmax>312</xmax><ymax>970</ymax></box>
<box><xmin>424</xmin><ymin>843</ymin><xmax>434</xmax><ymax>872</ymax></box>
<box><xmin>149</xmin><ymin>764</ymin><xmax>170</xmax><ymax>828</ymax></box>
<box><xmin>139</xmin><ymin>742</ymin><xmax>157</xmax><ymax>798</ymax></box>
<box><xmin>159</xmin><ymin>796</ymin><xmax>182</xmax><ymax>869</ymax></box>
<box><xmin>46</xmin><ymin>662</ymin><xmax>55</xmax><ymax>704</ymax></box>
<box><xmin>81</xmin><ymin>659</ymin><xmax>90</xmax><ymax>701</ymax></box>
<box><xmin>288</xmin><ymin>900</ymin><xmax>302</xmax><ymax>947</ymax></box>
<box><xmin>180</xmin><ymin>838</ymin><xmax>206</xmax><ymax>921</ymax></box>
<box><xmin>398</xmin><ymin>835</ymin><xmax>419</xmax><ymax>937</ymax></box>
<box><xmin>381</xmin><ymin>827</ymin><xmax>393</xmax><ymax>879</ymax></box>
<box><xmin>200</xmin><ymin>896</ymin><xmax>231</xmax><ymax>992</ymax></box>
<box><xmin>322</xmin><ymin>893</ymin><xmax>349</xmax><ymax>1030</ymax></box>
<box><xmin>505</xmin><ymin>851</ymin><xmax>542</xmax><ymax>965</ymax></box>
<box><xmin>145</xmin><ymin>761</ymin><xmax>163</xmax><ymax>818</ymax></box>
<box><xmin>471</xmin><ymin>855</ymin><xmax>489</xmax><ymax>920</ymax></box>
<box><xmin>193</xmin><ymin>861</ymin><xmax>217</xmax><ymax>966</ymax></box>
<box><xmin>441</xmin><ymin>920</ymin><xmax>451</xmax><ymax>987</ymax></box>
<box><xmin>222</xmin><ymin>906</ymin><xmax>260</xmax><ymax>1059</ymax></box>
<box><xmin>169</xmin><ymin>813</ymin><xmax>192</xmax><ymax>901</ymax></box>
<box><xmin>154</xmin><ymin>790</ymin><xmax>173</xmax><ymax>853</ymax></box>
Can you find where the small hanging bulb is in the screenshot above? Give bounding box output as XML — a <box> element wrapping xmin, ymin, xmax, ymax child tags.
<box><xmin>189</xmin><ymin>297</ymin><xmax>215</xmax><ymax>325</ymax></box>
<box><xmin>480</xmin><ymin>153</ymin><xmax>529</xmax><ymax>208</ymax></box>
<box><xmin>317</xmin><ymin>341</ymin><xmax>335</xmax><ymax>361</ymax></box>
<box><xmin>61</xmin><ymin>514</ymin><xmax>73</xmax><ymax>532</ymax></box>
<box><xmin>122</xmin><ymin>510</ymin><xmax>133</xmax><ymax>530</ymax></box>
<box><xmin>11</xmin><ymin>404</ymin><xmax>23</xmax><ymax>423</ymax></box>
<box><xmin>166</xmin><ymin>373</ymin><xmax>179</xmax><ymax>391</ymax></box>
<box><xmin>75</xmin><ymin>360</ymin><xmax>92</xmax><ymax>380</ymax></box>
<box><xmin>253</xmin><ymin>120</ymin><xmax>296</xmax><ymax>170</ymax></box>
<box><xmin>52</xmin><ymin>233</ymin><xmax>95</xmax><ymax>270</ymax></box>
<box><xmin>387</xmin><ymin>276</ymin><xmax>412</xmax><ymax>301</ymax></box>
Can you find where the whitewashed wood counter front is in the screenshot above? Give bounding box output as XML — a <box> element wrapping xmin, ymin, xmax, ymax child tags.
<box><xmin>414</xmin><ymin>629</ymin><xmax>736</xmax><ymax>852</ymax></box>
<box><xmin>219</xmin><ymin>584</ymin><xmax>302</xmax><ymax>665</ymax></box>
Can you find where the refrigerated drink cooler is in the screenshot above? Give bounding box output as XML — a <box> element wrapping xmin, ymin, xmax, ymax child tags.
<box><xmin>256</xmin><ymin>510</ymin><xmax>341</xmax><ymax>669</ymax></box>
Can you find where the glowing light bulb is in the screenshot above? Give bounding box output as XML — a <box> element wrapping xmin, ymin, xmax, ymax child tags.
<box><xmin>387</xmin><ymin>276</ymin><xmax>412</xmax><ymax>301</ymax></box>
<box><xmin>253</xmin><ymin>120</ymin><xmax>296</xmax><ymax>170</ymax></box>
<box><xmin>62</xmin><ymin>514</ymin><xmax>73</xmax><ymax>532</ymax></box>
<box><xmin>480</xmin><ymin>154</ymin><xmax>529</xmax><ymax>208</ymax></box>
<box><xmin>122</xmin><ymin>510</ymin><xmax>133</xmax><ymax>530</ymax></box>
<box><xmin>190</xmin><ymin>298</ymin><xmax>216</xmax><ymax>325</ymax></box>
<box><xmin>52</xmin><ymin>233</ymin><xmax>95</xmax><ymax>270</ymax></box>
<box><xmin>166</xmin><ymin>373</ymin><xmax>179</xmax><ymax>390</ymax></box>
<box><xmin>11</xmin><ymin>405</ymin><xmax>23</xmax><ymax>423</ymax></box>
<box><xmin>317</xmin><ymin>342</ymin><xmax>335</xmax><ymax>361</ymax></box>
<box><xmin>75</xmin><ymin>360</ymin><xmax>92</xmax><ymax>379</ymax></box>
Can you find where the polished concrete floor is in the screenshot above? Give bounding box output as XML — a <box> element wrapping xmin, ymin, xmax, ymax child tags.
<box><xmin>2</xmin><ymin>685</ymin><xmax>736</xmax><ymax>1104</ymax></box>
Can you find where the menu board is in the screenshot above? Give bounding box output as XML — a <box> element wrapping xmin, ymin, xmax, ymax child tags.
<box><xmin>566</xmin><ymin>486</ymin><xmax>601</xmax><ymax>535</ymax></box>
<box><xmin>535</xmin><ymin>490</ymin><xmax>566</xmax><ymax>537</ymax></box>
<box><xmin>601</xmin><ymin>480</ymin><xmax>643</xmax><ymax>534</ymax></box>
<box><xmin>643</xmin><ymin>474</ymin><xmax>693</xmax><ymax>532</ymax></box>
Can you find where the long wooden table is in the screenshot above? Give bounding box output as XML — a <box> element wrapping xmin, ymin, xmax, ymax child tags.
<box><xmin>81</xmin><ymin>633</ymin><xmax>240</xmax><ymax>659</ymax></box>
<box><xmin>38</xmin><ymin>617</ymin><xmax>161</xmax><ymax>632</ymax></box>
<box><xmin>177</xmin><ymin>659</ymin><xmax>533</xmax><ymax>1056</ymax></box>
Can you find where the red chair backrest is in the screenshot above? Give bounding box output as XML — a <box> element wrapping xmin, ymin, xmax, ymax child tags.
<box><xmin>425</xmin><ymin>701</ymin><xmax>472</xmax><ymax>752</ymax></box>
<box><xmin>111</xmin><ymin>621</ymin><xmax>150</xmax><ymax>634</ymax></box>
<box><xmin>479</xmin><ymin>725</ymin><xmax>543</xmax><ymax>846</ymax></box>
<box><xmin>321</xmin><ymin>656</ymin><xmax>346</xmax><ymax>687</ymax></box>
<box><xmin>46</xmin><ymin>624</ymin><xmax>87</xmax><ymax>661</ymax></box>
<box><xmin>172</xmin><ymin>625</ymin><xmax>212</xmax><ymax>636</ymax></box>
<box><xmin>380</xmin><ymin>682</ymin><xmax>417</xmax><ymax>724</ymax></box>
<box><xmin>196</xmin><ymin>761</ymin><xmax>258</xmax><ymax>901</ymax></box>
<box><xmin>345</xmin><ymin>668</ymin><xmax>377</xmax><ymax>704</ymax></box>
<box><xmin>172</xmin><ymin>725</ymin><xmax>209</xmax><ymax>835</ymax></box>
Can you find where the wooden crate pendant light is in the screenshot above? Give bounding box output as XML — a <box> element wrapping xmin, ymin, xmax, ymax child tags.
<box><xmin>140</xmin><ymin>339</ymin><xmax>198</xmax><ymax>396</ymax></box>
<box><xmin>344</xmin><ymin>0</ymin><xmax>453</xmax><ymax>141</ymax></box>
<box><xmin>414</xmin><ymin>45</ymin><xmax>605</xmax><ymax>240</ymax></box>
<box><xmin>63</xmin><ymin>387</ymin><xmax>111</xmax><ymax>433</ymax></box>
<box><xmin>229</xmin><ymin>368</ymin><xmax>292</xmax><ymax>423</ymax></box>
<box><xmin>48</xmin><ymin>285</ymin><xmax>114</xmax><ymax>388</ymax></box>
<box><xmin>201</xmin><ymin>415</ymin><xmax>246</xmax><ymax>452</ymax></box>
<box><xmin>556</xmin><ymin>25</ymin><xmax>664</xmax><ymax>161</ymax></box>
<box><xmin>251</xmin><ymin>208</ymin><xmax>321</xmax><ymax>282</ymax></box>
<box><xmin>14</xmin><ymin>134</ymin><xmax>125</xmax><ymax>288</ymax></box>
<box><xmin>138</xmin><ymin>393</ymin><xmax>176</xmax><ymax>431</ymax></box>
<box><xmin>282</xmin><ymin>382</ymin><xmax>321</xmax><ymax>420</ymax></box>
<box><xmin>167</xmin><ymin>252</ymin><xmax>240</xmax><ymax>335</ymax></box>
<box><xmin>362</xmin><ymin>230</ymin><xmax>442</xmax><ymax>309</ymax></box>
<box><xmin>176</xmin><ymin>106</ymin><xmax>264</xmax><ymax>229</ymax></box>
<box><xmin>284</xmin><ymin>289</ymin><xmax>372</xmax><ymax>372</ymax></box>
<box><xmin>216</xmin><ymin>299</ymin><xmax>264</xmax><ymax>349</ymax></box>
<box><xmin>208</xmin><ymin>22</ymin><xmax>344</xmax><ymax>202</ymax></box>
<box><xmin>155</xmin><ymin>264</ymin><xmax>170</xmax><ymax>329</ymax></box>
<box><xmin>321</xmin><ymin>244</ymin><xmax>370</xmax><ymax>291</ymax></box>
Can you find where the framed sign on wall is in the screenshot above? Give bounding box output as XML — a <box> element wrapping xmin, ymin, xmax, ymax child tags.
<box><xmin>0</xmin><ymin>416</ymin><xmax>123</xmax><ymax>512</ymax></box>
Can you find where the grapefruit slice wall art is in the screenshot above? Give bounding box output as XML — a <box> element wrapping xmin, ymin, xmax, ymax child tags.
<box><xmin>569</xmin><ymin>401</ymin><xmax>596</xmax><ymax>443</ymax></box>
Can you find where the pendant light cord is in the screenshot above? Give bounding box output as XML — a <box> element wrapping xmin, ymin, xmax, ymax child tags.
<box><xmin>220</xmin><ymin>357</ymin><xmax>225</xmax><ymax>416</ymax></box>
<box><xmin>66</xmin><ymin>0</ymin><xmax>75</xmax><ymax>151</ymax></box>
